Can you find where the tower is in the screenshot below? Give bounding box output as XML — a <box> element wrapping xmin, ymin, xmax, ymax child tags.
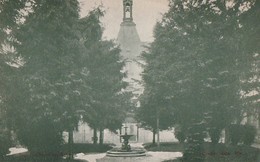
<box><xmin>123</xmin><ymin>0</ymin><xmax>133</xmax><ymax>22</ymax></box>
<box><xmin>118</xmin><ymin>0</ymin><xmax>141</xmax><ymax>59</ymax></box>
<box><xmin>117</xmin><ymin>0</ymin><xmax>143</xmax><ymax>97</ymax></box>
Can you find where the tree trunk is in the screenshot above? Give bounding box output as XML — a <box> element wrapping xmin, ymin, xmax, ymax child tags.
<box><xmin>137</xmin><ymin>126</ymin><xmax>139</xmax><ymax>142</ymax></box>
<box><xmin>152</xmin><ymin>128</ymin><xmax>156</xmax><ymax>144</ymax></box>
<box><xmin>258</xmin><ymin>110</ymin><xmax>260</xmax><ymax>129</ymax></box>
<box><xmin>224</xmin><ymin>128</ymin><xmax>230</xmax><ymax>144</ymax></box>
<box><xmin>68</xmin><ymin>129</ymin><xmax>74</xmax><ymax>160</ymax></box>
<box><xmin>93</xmin><ymin>128</ymin><xmax>98</xmax><ymax>144</ymax></box>
<box><xmin>119</xmin><ymin>128</ymin><xmax>122</xmax><ymax>143</ymax></box>
<box><xmin>157</xmin><ymin>112</ymin><xmax>160</xmax><ymax>147</ymax></box>
<box><xmin>99</xmin><ymin>128</ymin><xmax>104</xmax><ymax>145</ymax></box>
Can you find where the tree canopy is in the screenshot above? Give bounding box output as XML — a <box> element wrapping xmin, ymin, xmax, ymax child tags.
<box><xmin>0</xmin><ymin>0</ymin><xmax>130</xmax><ymax>159</ymax></box>
<box><xmin>138</xmin><ymin>0</ymin><xmax>259</xmax><ymax>161</ymax></box>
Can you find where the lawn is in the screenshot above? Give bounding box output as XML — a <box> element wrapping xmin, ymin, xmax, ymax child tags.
<box><xmin>61</xmin><ymin>143</ymin><xmax>113</xmax><ymax>154</ymax></box>
<box><xmin>2</xmin><ymin>143</ymin><xmax>113</xmax><ymax>162</ymax></box>
<box><xmin>144</xmin><ymin>142</ymin><xmax>260</xmax><ymax>162</ymax></box>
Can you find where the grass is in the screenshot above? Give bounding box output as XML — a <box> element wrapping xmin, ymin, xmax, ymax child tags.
<box><xmin>144</xmin><ymin>142</ymin><xmax>187</xmax><ymax>152</ymax></box>
<box><xmin>61</xmin><ymin>143</ymin><xmax>113</xmax><ymax>154</ymax></box>
<box><xmin>144</xmin><ymin>142</ymin><xmax>260</xmax><ymax>162</ymax></box>
<box><xmin>2</xmin><ymin>143</ymin><xmax>113</xmax><ymax>162</ymax></box>
<box><xmin>2</xmin><ymin>153</ymin><xmax>86</xmax><ymax>162</ymax></box>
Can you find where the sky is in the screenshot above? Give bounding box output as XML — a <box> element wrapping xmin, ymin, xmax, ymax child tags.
<box><xmin>79</xmin><ymin>0</ymin><xmax>169</xmax><ymax>42</ymax></box>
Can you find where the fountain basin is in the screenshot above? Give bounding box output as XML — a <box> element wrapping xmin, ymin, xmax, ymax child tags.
<box><xmin>106</xmin><ymin>147</ymin><xmax>146</xmax><ymax>157</ymax></box>
<box><xmin>97</xmin><ymin>127</ymin><xmax>147</xmax><ymax>161</ymax></box>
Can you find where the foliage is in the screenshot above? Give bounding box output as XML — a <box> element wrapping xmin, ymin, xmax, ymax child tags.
<box><xmin>1</xmin><ymin>2</ymin><xmax>130</xmax><ymax>156</ymax></box>
<box><xmin>229</xmin><ymin>124</ymin><xmax>257</xmax><ymax>145</ymax></box>
<box><xmin>0</xmin><ymin>60</ymin><xmax>12</xmax><ymax>157</ymax></box>
<box><xmin>141</xmin><ymin>0</ymin><xmax>259</xmax><ymax>161</ymax></box>
<box><xmin>238</xmin><ymin>0</ymin><xmax>260</xmax><ymax>125</ymax></box>
<box><xmin>137</xmin><ymin>88</ymin><xmax>174</xmax><ymax>131</ymax></box>
<box><xmin>208</xmin><ymin>127</ymin><xmax>222</xmax><ymax>144</ymax></box>
<box><xmin>83</xmin><ymin>40</ymin><xmax>128</xmax><ymax>132</ymax></box>
<box><xmin>1</xmin><ymin>0</ymin><xmax>87</xmax><ymax>157</ymax></box>
<box><xmin>0</xmin><ymin>128</ymin><xmax>11</xmax><ymax>157</ymax></box>
<box><xmin>229</xmin><ymin>124</ymin><xmax>244</xmax><ymax>145</ymax></box>
<box><xmin>174</xmin><ymin>125</ymin><xmax>186</xmax><ymax>143</ymax></box>
<box><xmin>242</xmin><ymin>125</ymin><xmax>257</xmax><ymax>145</ymax></box>
<box><xmin>0</xmin><ymin>0</ymin><xmax>28</xmax><ymax>45</ymax></box>
<box><xmin>144</xmin><ymin>142</ymin><xmax>186</xmax><ymax>152</ymax></box>
<box><xmin>79</xmin><ymin>9</ymin><xmax>129</xmax><ymax>136</ymax></box>
<box><xmin>0</xmin><ymin>0</ymin><xmax>26</xmax><ymax>156</ymax></box>
<box><xmin>147</xmin><ymin>142</ymin><xmax>260</xmax><ymax>162</ymax></box>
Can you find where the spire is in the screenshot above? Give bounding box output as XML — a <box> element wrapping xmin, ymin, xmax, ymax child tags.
<box><xmin>118</xmin><ymin>0</ymin><xmax>140</xmax><ymax>57</ymax></box>
<box><xmin>123</xmin><ymin>0</ymin><xmax>133</xmax><ymax>22</ymax></box>
<box><xmin>117</xmin><ymin>0</ymin><xmax>143</xmax><ymax>96</ymax></box>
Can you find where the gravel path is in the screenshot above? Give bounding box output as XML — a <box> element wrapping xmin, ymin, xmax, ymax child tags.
<box><xmin>75</xmin><ymin>142</ymin><xmax>183</xmax><ymax>162</ymax></box>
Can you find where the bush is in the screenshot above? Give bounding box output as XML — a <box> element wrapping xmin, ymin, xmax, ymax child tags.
<box><xmin>229</xmin><ymin>124</ymin><xmax>244</xmax><ymax>145</ymax></box>
<box><xmin>174</xmin><ymin>125</ymin><xmax>186</xmax><ymax>143</ymax></box>
<box><xmin>208</xmin><ymin>127</ymin><xmax>222</xmax><ymax>144</ymax></box>
<box><xmin>242</xmin><ymin>125</ymin><xmax>256</xmax><ymax>145</ymax></box>
<box><xmin>228</xmin><ymin>124</ymin><xmax>257</xmax><ymax>145</ymax></box>
<box><xmin>16</xmin><ymin>118</ymin><xmax>64</xmax><ymax>159</ymax></box>
<box><xmin>0</xmin><ymin>128</ymin><xmax>12</xmax><ymax>157</ymax></box>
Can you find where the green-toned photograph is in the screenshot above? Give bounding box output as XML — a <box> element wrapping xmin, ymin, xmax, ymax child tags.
<box><xmin>0</xmin><ymin>0</ymin><xmax>259</xmax><ymax>162</ymax></box>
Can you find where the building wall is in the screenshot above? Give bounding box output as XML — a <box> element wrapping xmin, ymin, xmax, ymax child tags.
<box><xmin>65</xmin><ymin>122</ymin><xmax>178</xmax><ymax>144</ymax></box>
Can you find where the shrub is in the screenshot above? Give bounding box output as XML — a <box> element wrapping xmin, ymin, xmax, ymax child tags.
<box><xmin>229</xmin><ymin>124</ymin><xmax>244</xmax><ymax>145</ymax></box>
<box><xmin>242</xmin><ymin>125</ymin><xmax>256</xmax><ymax>145</ymax></box>
<box><xmin>228</xmin><ymin>124</ymin><xmax>257</xmax><ymax>145</ymax></box>
<box><xmin>0</xmin><ymin>128</ymin><xmax>12</xmax><ymax>157</ymax></box>
<box><xmin>174</xmin><ymin>125</ymin><xmax>186</xmax><ymax>143</ymax></box>
<box><xmin>208</xmin><ymin>127</ymin><xmax>222</xmax><ymax>144</ymax></box>
<box><xmin>175</xmin><ymin>130</ymin><xmax>186</xmax><ymax>143</ymax></box>
<box><xmin>16</xmin><ymin>118</ymin><xmax>64</xmax><ymax>160</ymax></box>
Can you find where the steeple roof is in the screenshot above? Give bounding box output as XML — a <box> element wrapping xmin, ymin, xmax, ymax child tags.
<box><xmin>117</xmin><ymin>21</ymin><xmax>141</xmax><ymax>59</ymax></box>
<box><xmin>117</xmin><ymin>0</ymin><xmax>143</xmax><ymax>96</ymax></box>
<box><xmin>117</xmin><ymin>0</ymin><xmax>142</xmax><ymax>60</ymax></box>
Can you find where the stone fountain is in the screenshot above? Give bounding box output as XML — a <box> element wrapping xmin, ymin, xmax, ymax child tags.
<box><xmin>97</xmin><ymin>126</ymin><xmax>146</xmax><ymax>162</ymax></box>
<box><xmin>106</xmin><ymin>126</ymin><xmax>146</xmax><ymax>157</ymax></box>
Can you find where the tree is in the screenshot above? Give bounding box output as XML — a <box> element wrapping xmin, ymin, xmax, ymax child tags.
<box><xmin>0</xmin><ymin>0</ymin><xmax>29</xmax><ymax>45</ymax></box>
<box><xmin>0</xmin><ymin>0</ymin><xmax>29</xmax><ymax>157</ymax></box>
<box><xmin>141</xmin><ymin>0</ymin><xmax>258</xmax><ymax>161</ymax></box>
<box><xmin>238</xmin><ymin>1</ymin><xmax>260</xmax><ymax>126</ymax></box>
<box><xmin>137</xmin><ymin>86</ymin><xmax>174</xmax><ymax>144</ymax></box>
<box><xmin>0</xmin><ymin>56</ymin><xmax>18</xmax><ymax>157</ymax></box>
<box><xmin>1</xmin><ymin>4</ymin><xmax>129</xmax><ymax>161</ymax></box>
<box><xmin>83</xmin><ymin>37</ymin><xmax>128</xmax><ymax>145</ymax></box>
<box><xmin>78</xmin><ymin>9</ymin><xmax>130</xmax><ymax>145</ymax></box>
<box><xmin>0</xmin><ymin>77</ymin><xmax>12</xmax><ymax>157</ymax></box>
<box><xmin>1</xmin><ymin>1</ymin><xmax>88</xmax><ymax>160</ymax></box>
